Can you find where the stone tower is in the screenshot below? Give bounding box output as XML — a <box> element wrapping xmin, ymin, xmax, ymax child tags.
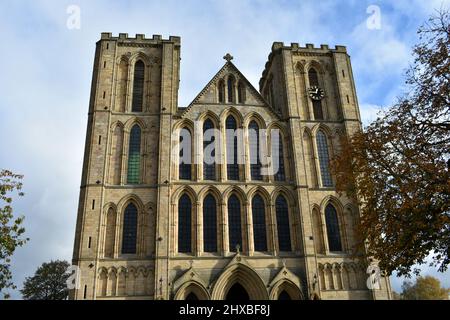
<box><xmin>71</xmin><ymin>34</ymin><xmax>392</xmax><ymax>300</ymax></box>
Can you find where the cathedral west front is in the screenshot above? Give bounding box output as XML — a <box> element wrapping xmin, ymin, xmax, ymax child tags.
<box><xmin>71</xmin><ymin>33</ymin><xmax>392</xmax><ymax>300</ymax></box>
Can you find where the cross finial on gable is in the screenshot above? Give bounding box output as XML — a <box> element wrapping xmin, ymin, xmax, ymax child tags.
<box><xmin>223</xmin><ymin>53</ymin><xmax>233</xmax><ymax>62</ymax></box>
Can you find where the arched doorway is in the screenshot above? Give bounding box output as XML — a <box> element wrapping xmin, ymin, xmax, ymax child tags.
<box><xmin>278</xmin><ymin>290</ymin><xmax>291</xmax><ymax>300</ymax></box>
<box><xmin>226</xmin><ymin>283</ymin><xmax>249</xmax><ymax>301</ymax></box>
<box><xmin>186</xmin><ymin>292</ymin><xmax>199</xmax><ymax>300</ymax></box>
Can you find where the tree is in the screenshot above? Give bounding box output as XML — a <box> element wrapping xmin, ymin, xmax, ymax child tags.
<box><xmin>331</xmin><ymin>9</ymin><xmax>450</xmax><ymax>276</ymax></box>
<box><xmin>400</xmin><ymin>276</ymin><xmax>449</xmax><ymax>300</ymax></box>
<box><xmin>21</xmin><ymin>260</ymin><xmax>70</xmax><ymax>300</ymax></box>
<box><xmin>0</xmin><ymin>169</ymin><xmax>27</xmax><ymax>299</ymax></box>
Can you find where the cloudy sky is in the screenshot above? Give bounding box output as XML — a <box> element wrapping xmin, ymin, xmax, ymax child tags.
<box><xmin>0</xmin><ymin>0</ymin><xmax>449</xmax><ymax>299</ymax></box>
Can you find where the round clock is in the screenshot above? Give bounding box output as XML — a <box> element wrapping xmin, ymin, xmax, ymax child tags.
<box><xmin>308</xmin><ymin>86</ymin><xmax>325</xmax><ymax>101</ymax></box>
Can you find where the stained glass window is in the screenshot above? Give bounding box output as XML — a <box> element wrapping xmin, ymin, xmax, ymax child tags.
<box><xmin>316</xmin><ymin>131</ymin><xmax>333</xmax><ymax>187</ymax></box>
<box><xmin>228</xmin><ymin>195</ymin><xmax>242</xmax><ymax>252</ymax></box>
<box><xmin>218</xmin><ymin>80</ymin><xmax>225</xmax><ymax>103</ymax></box>
<box><xmin>227</xmin><ymin>75</ymin><xmax>235</xmax><ymax>103</ymax></box>
<box><xmin>121</xmin><ymin>203</ymin><xmax>137</xmax><ymax>254</ymax></box>
<box><xmin>178</xmin><ymin>194</ymin><xmax>192</xmax><ymax>253</ymax></box>
<box><xmin>249</xmin><ymin>121</ymin><xmax>262</xmax><ymax>180</ymax></box>
<box><xmin>203</xmin><ymin>194</ymin><xmax>217</xmax><ymax>253</ymax></box>
<box><xmin>325</xmin><ymin>204</ymin><xmax>342</xmax><ymax>252</ymax></box>
<box><xmin>127</xmin><ymin>125</ymin><xmax>141</xmax><ymax>184</ymax></box>
<box><xmin>179</xmin><ymin>128</ymin><xmax>192</xmax><ymax>180</ymax></box>
<box><xmin>274</xmin><ymin>134</ymin><xmax>286</xmax><ymax>181</ymax></box>
<box><xmin>276</xmin><ymin>195</ymin><xmax>292</xmax><ymax>251</ymax></box>
<box><xmin>203</xmin><ymin>119</ymin><xmax>216</xmax><ymax>180</ymax></box>
<box><xmin>226</xmin><ymin>116</ymin><xmax>239</xmax><ymax>180</ymax></box>
<box><xmin>252</xmin><ymin>195</ymin><xmax>267</xmax><ymax>252</ymax></box>
<box><xmin>131</xmin><ymin>60</ymin><xmax>144</xmax><ymax>112</ymax></box>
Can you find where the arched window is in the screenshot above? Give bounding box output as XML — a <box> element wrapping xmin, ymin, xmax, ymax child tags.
<box><xmin>179</xmin><ymin>127</ymin><xmax>192</xmax><ymax>180</ymax></box>
<box><xmin>273</xmin><ymin>132</ymin><xmax>286</xmax><ymax>181</ymax></box>
<box><xmin>237</xmin><ymin>81</ymin><xmax>245</xmax><ymax>103</ymax></box>
<box><xmin>228</xmin><ymin>195</ymin><xmax>242</xmax><ymax>252</ymax></box>
<box><xmin>122</xmin><ymin>203</ymin><xmax>138</xmax><ymax>254</ymax></box>
<box><xmin>249</xmin><ymin>121</ymin><xmax>262</xmax><ymax>180</ymax></box>
<box><xmin>109</xmin><ymin>125</ymin><xmax>123</xmax><ymax>185</ymax></box>
<box><xmin>178</xmin><ymin>194</ymin><xmax>192</xmax><ymax>253</ymax></box>
<box><xmin>227</xmin><ymin>75</ymin><xmax>235</xmax><ymax>103</ymax></box>
<box><xmin>276</xmin><ymin>195</ymin><xmax>292</xmax><ymax>251</ymax></box>
<box><xmin>226</xmin><ymin>116</ymin><xmax>239</xmax><ymax>180</ymax></box>
<box><xmin>308</xmin><ymin>68</ymin><xmax>319</xmax><ymax>86</ymax></box>
<box><xmin>127</xmin><ymin>125</ymin><xmax>141</xmax><ymax>184</ymax></box>
<box><xmin>252</xmin><ymin>194</ymin><xmax>267</xmax><ymax>252</ymax></box>
<box><xmin>203</xmin><ymin>194</ymin><xmax>217</xmax><ymax>252</ymax></box>
<box><xmin>105</xmin><ymin>208</ymin><xmax>116</xmax><ymax>257</ymax></box>
<box><xmin>316</xmin><ymin>131</ymin><xmax>333</xmax><ymax>187</ymax></box>
<box><xmin>308</xmin><ymin>68</ymin><xmax>323</xmax><ymax>120</ymax></box>
<box><xmin>203</xmin><ymin>119</ymin><xmax>216</xmax><ymax>180</ymax></box>
<box><xmin>325</xmin><ymin>204</ymin><xmax>342</xmax><ymax>252</ymax></box>
<box><xmin>131</xmin><ymin>60</ymin><xmax>145</xmax><ymax>112</ymax></box>
<box><xmin>218</xmin><ymin>80</ymin><xmax>225</xmax><ymax>103</ymax></box>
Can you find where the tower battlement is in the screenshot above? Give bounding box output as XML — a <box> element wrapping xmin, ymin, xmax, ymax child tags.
<box><xmin>260</xmin><ymin>42</ymin><xmax>347</xmax><ymax>91</ymax></box>
<box><xmin>99</xmin><ymin>32</ymin><xmax>181</xmax><ymax>45</ymax></box>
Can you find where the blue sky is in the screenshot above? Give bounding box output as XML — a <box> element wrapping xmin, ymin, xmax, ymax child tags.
<box><xmin>0</xmin><ymin>0</ymin><xmax>449</xmax><ymax>299</ymax></box>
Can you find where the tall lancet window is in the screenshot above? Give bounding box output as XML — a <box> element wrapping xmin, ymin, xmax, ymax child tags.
<box><xmin>273</xmin><ymin>132</ymin><xmax>286</xmax><ymax>181</ymax></box>
<box><xmin>308</xmin><ymin>68</ymin><xmax>323</xmax><ymax>120</ymax></box>
<box><xmin>325</xmin><ymin>204</ymin><xmax>342</xmax><ymax>252</ymax></box>
<box><xmin>131</xmin><ymin>60</ymin><xmax>145</xmax><ymax>112</ymax></box>
<box><xmin>121</xmin><ymin>203</ymin><xmax>138</xmax><ymax>254</ymax></box>
<box><xmin>203</xmin><ymin>194</ymin><xmax>217</xmax><ymax>253</ymax></box>
<box><xmin>178</xmin><ymin>194</ymin><xmax>192</xmax><ymax>253</ymax></box>
<box><xmin>218</xmin><ymin>80</ymin><xmax>225</xmax><ymax>103</ymax></box>
<box><xmin>227</xmin><ymin>75</ymin><xmax>235</xmax><ymax>103</ymax></box>
<box><xmin>228</xmin><ymin>195</ymin><xmax>242</xmax><ymax>252</ymax></box>
<box><xmin>275</xmin><ymin>195</ymin><xmax>292</xmax><ymax>251</ymax></box>
<box><xmin>316</xmin><ymin>130</ymin><xmax>333</xmax><ymax>187</ymax></box>
<box><xmin>249</xmin><ymin>121</ymin><xmax>262</xmax><ymax>180</ymax></box>
<box><xmin>237</xmin><ymin>81</ymin><xmax>245</xmax><ymax>103</ymax></box>
<box><xmin>252</xmin><ymin>195</ymin><xmax>267</xmax><ymax>252</ymax></box>
<box><xmin>179</xmin><ymin>127</ymin><xmax>192</xmax><ymax>180</ymax></box>
<box><xmin>203</xmin><ymin>119</ymin><xmax>216</xmax><ymax>180</ymax></box>
<box><xmin>226</xmin><ymin>116</ymin><xmax>239</xmax><ymax>180</ymax></box>
<box><xmin>127</xmin><ymin>125</ymin><xmax>141</xmax><ymax>184</ymax></box>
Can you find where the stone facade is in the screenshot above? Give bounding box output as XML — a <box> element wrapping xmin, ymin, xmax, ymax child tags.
<box><xmin>70</xmin><ymin>33</ymin><xmax>392</xmax><ymax>300</ymax></box>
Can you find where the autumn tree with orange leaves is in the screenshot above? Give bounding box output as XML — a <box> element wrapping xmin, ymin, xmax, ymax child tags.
<box><xmin>331</xmin><ymin>9</ymin><xmax>450</xmax><ymax>277</ymax></box>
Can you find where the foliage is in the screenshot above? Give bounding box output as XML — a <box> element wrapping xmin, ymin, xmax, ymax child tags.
<box><xmin>331</xmin><ymin>9</ymin><xmax>450</xmax><ymax>276</ymax></box>
<box><xmin>21</xmin><ymin>260</ymin><xmax>70</xmax><ymax>300</ymax></box>
<box><xmin>0</xmin><ymin>169</ymin><xmax>27</xmax><ymax>299</ymax></box>
<box><xmin>400</xmin><ymin>276</ymin><xmax>449</xmax><ymax>300</ymax></box>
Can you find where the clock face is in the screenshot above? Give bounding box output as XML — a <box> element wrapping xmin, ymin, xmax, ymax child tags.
<box><xmin>308</xmin><ymin>86</ymin><xmax>325</xmax><ymax>101</ymax></box>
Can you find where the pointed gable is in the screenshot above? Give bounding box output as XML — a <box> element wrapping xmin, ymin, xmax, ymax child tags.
<box><xmin>187</xmin><ymin>61</ymin><xmax>268</xmax><ymax>108</ymax></box>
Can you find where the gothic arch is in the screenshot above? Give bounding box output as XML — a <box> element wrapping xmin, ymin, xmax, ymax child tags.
<box><xmin>305</xmin><ymin>60</ymin><xmax>325</xmax><ymax>76</ymax></box>
<box><xmin>223</xmin><ymin>186</ymin><xmax>248</xmax><ymax>204</ymax></box>
<box><xmin>124</xmin><ymin>117</ymin><xmax>147</xmax><ymax>133</ymax></box>
<box><xmin>270</xmin><ymin>186</ymin><xmax>296</xmax><ymax>205</ymax></box>
<box><xmin>171</xmin><ymin>185</ymin><xmax>198</xmax><ymax>205</ymax></box>
<box><xmin>220</xmin><ymin>106</ymin><xmax>244</xmax><ymax>127</ymax></box>
<box><xmin>198</xmin><ymin>111</ymin><xmax>221</xmax><ymax>128</ymax></box>
<box><xmin>269</xmin><ymin>279</ymin><xmax>303</xmax><ymax>300</ymax></box>
<box><xmin>198</xmin><ymin>185</ymin><xmax>222</xmax><ymax>203</ymax></box>
<box><xmin>243</xmin><ymin>112</ymin><xmax>267</xmax><ymax>129</ymax></box>
<box><xmin>117</xmin><ymin>194</ymin><xmax>145</xmax><ymax>214</ymax></box>
<box><xmin>211</xmin><ymin>261</ymin><xmax>268</xmax><ymax>300</ymax></box>
<box><xmin>247</xmin><ymin>186</ymin><xmax>271</xmax><ymax>205</ymax></box>
<box><xmin>174</xmin><ymin>281</ymin><xmax>210</xmax><ymax>300</ymax></box>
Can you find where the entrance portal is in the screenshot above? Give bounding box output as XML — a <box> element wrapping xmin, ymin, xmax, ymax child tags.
<box><xmin>226</xmin><ymin>283</ymin><xmax>250</xmax><ymax>300</ymax></box>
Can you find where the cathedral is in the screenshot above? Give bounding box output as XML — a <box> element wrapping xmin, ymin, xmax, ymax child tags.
<box><xmin>71</xmin><ymin>33</ymin><xmax>392</xmax><ymax>300</ymax></box>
